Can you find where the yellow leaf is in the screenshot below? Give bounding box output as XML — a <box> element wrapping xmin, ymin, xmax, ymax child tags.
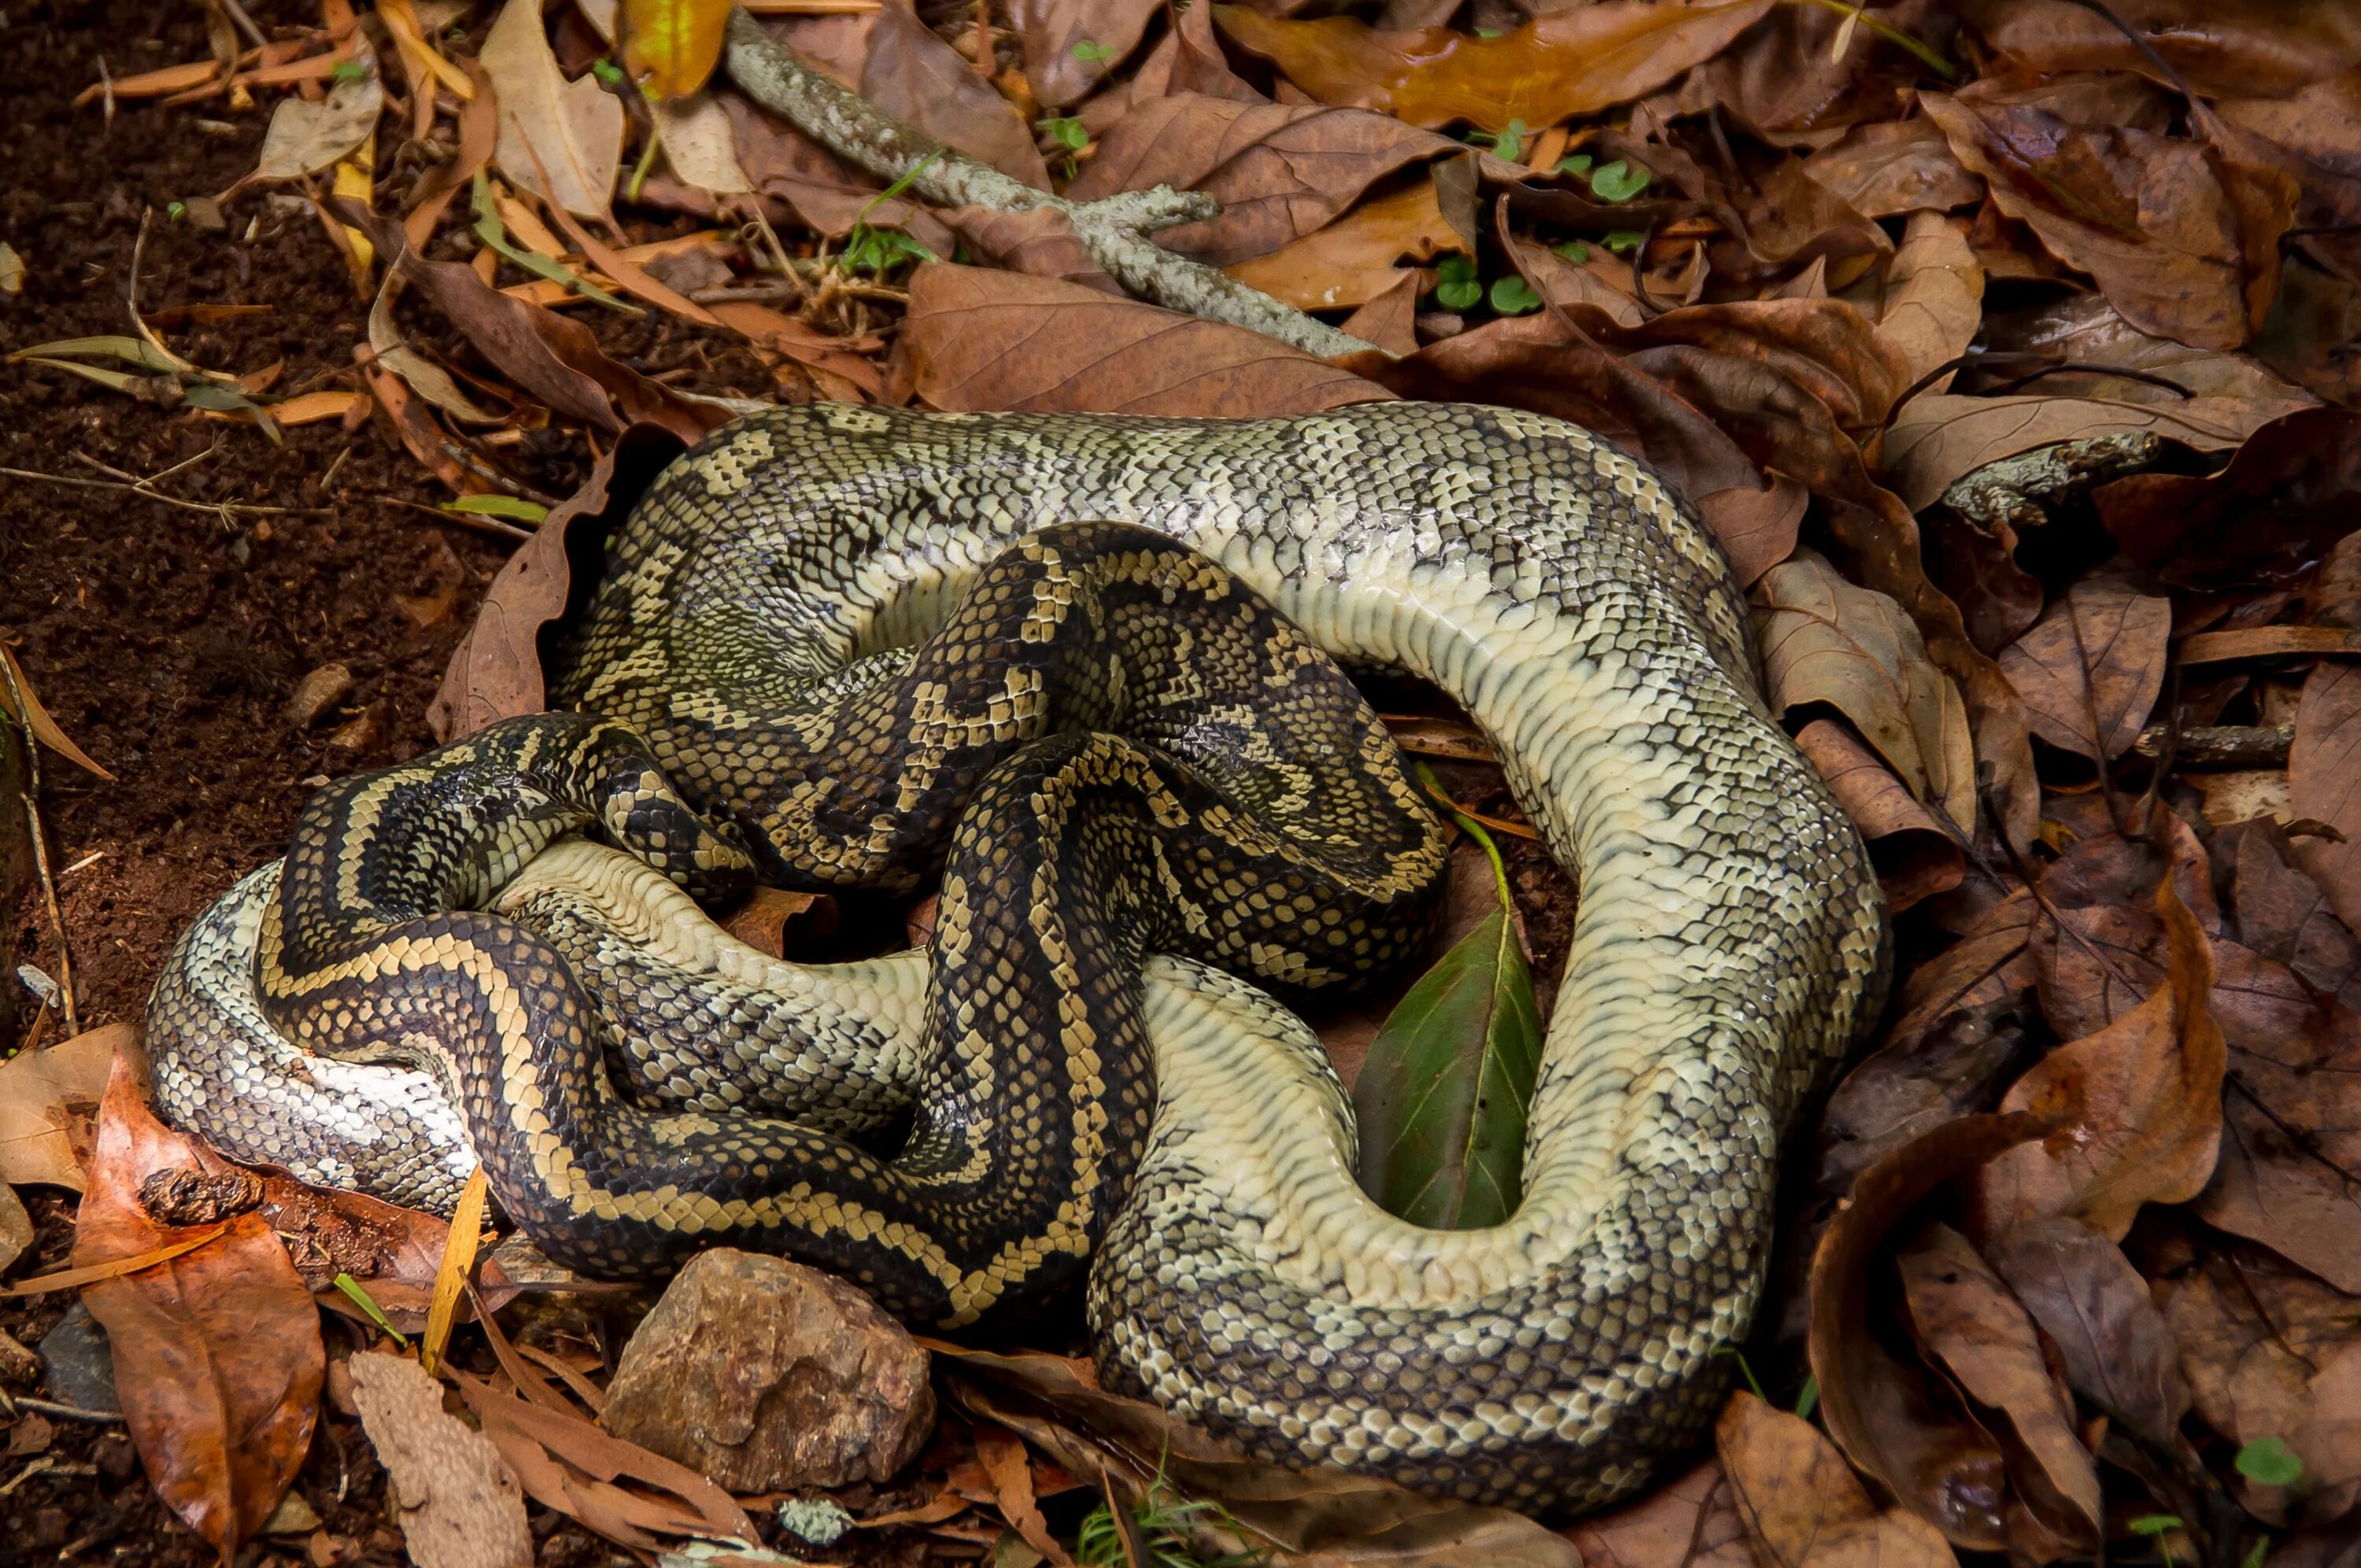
<box><xmin>421</xmin><ymin>1167</ymin><xmax>490</xmax><ymax>1375</ymax></box>
<box><xmin>623</xmin><ymin>0</ymin><xmax>732</xmax><ymax>101</ymax></box>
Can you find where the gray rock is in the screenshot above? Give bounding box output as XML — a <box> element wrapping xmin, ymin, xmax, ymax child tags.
<box><xmin>39</xmin><ymin>1303</ymin><xmax>120</xmax><ymax>1415</ymax></box>
<box><xmin>602</xmin><ymin>1250</ymin><xmax>934</xmax><ymax>1492</ymax></box>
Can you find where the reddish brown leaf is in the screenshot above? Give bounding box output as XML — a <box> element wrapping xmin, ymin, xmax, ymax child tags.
<box><xmin>1883</xmin><ymin>393</ymin><xmax>2290</xmax><ymax>515</ymax></box>
<box><xmin>428</xmin><ymin>423</ymin><xmax>687</xmax><ymax>742</ymax></box>
<box><xmin>75</xmin><ymin>1057</ymin><xmax>324</xmax><ymax>1562</ymax></box>
<box><xmin>1919</xmin><ymin>83</ymin><xmax>2296</xmax><ymax>350</ymax></box>
<box><xmin>1957</xmin><ymin>0</ymin><xmax>2361</xmax><ymax>99</ymax></box>
<box><xmin>1228</xmin><ymin>179</ymin><xmax>1463</xmax><ymax>312</ymax></box>
<box><xmin>1563</xmin><ymin>1461</ymin><xmax>1752</xmax><ymax>1568</ymax></box>
<box><xmin>1984</xmin><ymin>1216</ymin><xmax>2189</xmax><ymax>1448</ymax></box>
<box><xmin>1793</xmin><ymin>717</ymin><xmax>1964</xmax><ymax>913</ymax></box>
<box><xmin>719</xmin><ymin>93</ymin><xmax>957</xmax><ymax>253</ymax></box>
<box><xmin>899</xmin><ymin>263</ymin><xmax>1393</xmax><ymax>416</ymax></box>
<box><xmin>1897</xmin><ymin>1225</ymin><xmax>2101</xmax><ymax>1547</ymax></box>
<box><xmin>974</xmin><ymin>1424</ymin><xmax>1072</xmax><ymax>1565</ymax></box>
<box><xmin>1659</xmin><ymin>0</ymin><xmax>1956</xmax><ymax>147</ymax></box>
<box><xmin>1996</xmin><ymin>575</ymin><xmax>2171</xmax><ymax>763</ymax></box>
<box><xmin>1004</xmin><ymin>0</ymin><xmax>1159</xmax><ymax>109</ymax></box>
<box><xmin>1067</xmin><ymin>94</ymin><xmax>1459</xmax><ymax>268</ymax></box>
<box><xmin>1210</xmin><ymin>0</ymin><xmax>1775</xmax><ymax>135</ymax></box>
<box><xmin>1713</xmin><ymin>1391</ymin><xmax>1960</xmax><ymax>1566</ymax></box>
<box><xmin>1337</xmin><ymin>268</ymin><xmax>1423</xmax><ymax>357</ymax></box>
<box><xmin>2098</xmin><ymin>408</ymin><xmax>2361</xmax><ymax>588</ymax></box>
<box><xmin>2161</xmin><ymin>1250</ymin><xmax>2361</xmax><ymax>1457</ymax></box>
<box><xmin>1979</xmin><ymin>871</ymin><xmax>2226</xmax><ymax>1241</ymax></box>
<box><xmin>2228</xmin><ymin>819</ymin><xmax>2361</xmax><ymax>1006</ymax></box>
<box><xmin>1874</xmin><ymin>212</ymin><xmax>1983</xmax><ymax>392</ymax></box>
<box><xmin>0</xmin><ymin>1022</ymin><xmax>125</xmax><ymax>1190</ymax></box>
<box><xmin>1812</xmin><ymin>1112</ymin><xmax>2055</xmax><ymax>1548</ymax></box>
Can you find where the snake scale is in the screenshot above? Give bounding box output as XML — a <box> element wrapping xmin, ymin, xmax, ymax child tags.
<box><xmin>150</xmin><ymin>401</ymin><xmax>1886</xmax><ymax>1513</ymax></box>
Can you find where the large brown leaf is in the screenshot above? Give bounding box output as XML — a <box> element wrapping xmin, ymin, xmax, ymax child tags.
<box><xmin>1657</xmin><ymin>0</ymin><xmax>1957</xmax><ymax>147</ymax></box>
<box><xmin>1984</xmin><ymin>1216</ymin><xmax>2189</xmax><ymax>1448</ymax></box>
<box><xmin>0</xmin><ymin>1021</ymin><xmax>124</xmax><ymax>1190</ymax></box>
<box><xmin>1752</xmin><ymin>549</ymin><xmax>1976</xmax><ymax>832</ymax></box>
<box><xmin>1804</xmin><ymin>119</ymin><xmax>1984</xmax><ymax>220</ymax></box>
<box><xmin>1067</xmin><ymin>94</ymin><xmax>1459</xmax><ymax>267</ymax></box>
<box><xmin>1995</xmin><ymin>574</ymin><xmax>2172</xmax><ymax>764</ymax></box>
<box><xmin>1980</xmin><ymin>293</ymin><xmax>2322</xmax><ymax>408</ymax></box>
<box><xmin>74</xmin><ymin>1058</ymin><xmax>323</xmax><ymax>1562</ymax></box>
<box><xmin>1979</xmin><ymin>870</ymin><xmax>2226</xmax><ymax>1241</ymax></box>
<box><xmin>1563</xmin><ymin>1461</ymin><xmax>1752</xmax><ymax>1568</ymax></box>
<box><xmin>1882</xmin><ymin>393</ymin><xmax>2297</xmax><ymax>514</ymax></box>
<box><xmin>1793</xmin><ymin>718</ymin><xmax>1964</xmax><ymax>913</ymax></box>
<box><xmin>899</xmin><ymin>264</ymin><xmax>1394</xmax><ymax>416</ymax></box>
<box><xmin>2097</xmin><ymin>408</ymin><xmax>2361</xmax><ymax>588</ymax></box>
<box><xmin>1210</xmin><ymin>0</ymin><xmax>1775</xmax><ymax>135</ymax></box>
<box><xmin>1957</xmin><ymin>0</ymin><xmax>2361</xmax><ymax>98</ymax></box>
<box><xmin>1714</xmin><ymin>1392</ymin><xmax>1959</xmax><ymax>1566</ymax></box>
<box><xmin>1897</xmin><ymin>1225</ymin><xmax>2101</xmax><ymax>1548</ymax></box>
<box><xmin>1004</xmin><ymin>0</ymin><xmax>1160</xmax><ymax>109</ymax></box>
<box><xmin>1874</xmin><ymin>212</ymin><xmax>1983</xmax><ymax>393</ymax></box>
<box><xmin>1226</xmin><ymin>179</ymin><xmax>1465</xmax><ymax>312</ymax></box>
<box><xmin>1919</xmin><ymin>84</ymin><xmax>2296</xmax><ymax>350</ymax></box>
<box><xmin>2292</xmin><ymin>659</ymin><xmax>2361</xmax><ymax>942</ymax></box>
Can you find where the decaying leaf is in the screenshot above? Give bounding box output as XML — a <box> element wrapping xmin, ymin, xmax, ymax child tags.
<box><xmin>1794</xmin><ymin>717</ymin><xmax>1965</xmax><ymax>913</ymax></box>
<box><xmin>482</xmin><ymin>0</ymin><xmax>624</xmax><ymax>218</ymax></box>
<box><xmin>1995</xmin><ymin>575</ymin><xmax>2172</xmax><ymax>763</ymax></box>
<box><xmin>74</xmin><ymin>1057</ymin><xmax>323</xmax><ymax>1561</ymax></box>
<box><xmin>251</xmin><ymin>37</ymin><xmax>382</xmax><ymax>181</ymax></box>
<box><xmin>0</xmin><ymin>1022</ymin><xmax>124</xmax><ymax>1190</ymax></box>
<box><xmin>1564</xmin><ymin>1461</ymin><xmax>1752</xmax><ymax>1568</ymax></box>
<box><xmin>1875</xmin><ymin>212</ymin><xmax>1983</xmax><ymax>393</ymax></box>
<box><xmin>1984</xmin><ymin>1216</ymin><xmax>2189</xmax><ymax>1448</ymax></box>
<box><xmin>1229</xmin><ymin>180</ymin><xmax>1465</xmax><ymax>313</ymax></box>
<box><xmin>1753</xmin><ymin>548</ymin><xmax>1977</xmax><ymax>832</ymax></box>
<box><xmin>2293</xmin><ymin>660</ymin><xmax>2361</xmax><ymax>942</ymax></box>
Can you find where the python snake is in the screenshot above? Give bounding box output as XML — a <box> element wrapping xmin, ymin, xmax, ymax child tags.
<box><xmin>150</xmin><ymin>402</ymin><xmax>1886</xmax><ymax>1513</ymax></box>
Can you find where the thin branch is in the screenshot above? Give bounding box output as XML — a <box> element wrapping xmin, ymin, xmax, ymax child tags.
<box><xmin>0</xmin><ymin>467</ymin><xmax>321</xmax><ymax>518</ymax></box>
<box><xmin>0</xmin><ymin>655</ymin><xmax>76</xmax><ymax>1039</ymax></box>
<box><xmin>719</xmin><ymin>7</ymin><xmax>1376</xmax><ymax>359</ymax></box>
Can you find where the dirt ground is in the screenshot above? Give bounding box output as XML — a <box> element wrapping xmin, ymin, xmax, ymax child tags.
<box><xmin>0</xmin><ymin>5</ymin><xmax>1577</xmax><ymax>1562</ymax></box>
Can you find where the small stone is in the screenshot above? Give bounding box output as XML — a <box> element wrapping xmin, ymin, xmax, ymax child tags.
<box><xmin>601</xmin><ymin>1250</ymin><xmax>935</xmax><ymax>1492</ymax></box>
<box><xmin>262</xmin><ymin>1490</ymin><xmax>323</xmax><ymax>1534</ymax></box>
<box><xmin>38</xmin><ymin>1303</ymin><xmax>120</xmax><ymax>1415</ymax></box>
<box><xmin>286</xmin><ymin>664</ymin><xmax>354</xmax><ymax>729</ymax></box>
<box><xmin>326</xmin><ymin>709</ymin><xmax>379</xmax><ymax>752</ymax></box>
<box><xmin>643</xmin><ymin>245</ymin><xmax>733</xmax><ymax>297</ymax></box>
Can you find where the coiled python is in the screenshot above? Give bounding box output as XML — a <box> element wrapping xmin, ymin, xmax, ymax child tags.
<box><xmin>150</xmin><ymin>402</ymin><xmax>1886</xmax><ymax>1514</ymax></box>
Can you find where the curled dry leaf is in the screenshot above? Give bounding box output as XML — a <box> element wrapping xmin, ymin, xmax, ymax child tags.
<box><xmin>899</xmin><ymin>263</ymin><xmax>1393</xmax><ymax>417</ymax></box>
<box><xmin>1752</xmin><ymin>548</ymin><xmax>1976</xmax><ymax>833</ymax></box>
<box><xmin>1882</xmin><ymin>393</ymin><xmax>2296</xmax><ymax>515</ymax></box>
<box><xmin>1068</xmin><ymin>94</ymin><xmax>1459</xmax><ymax>268</ymax></box>
<box><xmin>1210</xmin><ymin>0</ymin><xmax>1775</xmax><ymax>136</ymax></box>
<box><xmin>0</xmin><ymin>1020</ymin><xmax>125</xmax><ymax>1190</ymax></box>
<box><xmin>1714</xmin><ymin>1391</ymin><xmax>1959</xmax><ymax>1567</ymax></box>
<box><xmin>937</xmin><ymin>1346</ymin><xmax>1583</xmax><ymax>1566</ymax></box>
<box><xmin>1983</xmin><ymin>1216</ymin><xmax>2188</xmax><ymax>1449</ymax></box>
<box><xmin>347</xmin><ymin>1352</ymin><xmax>533</xmax><ymax>1568</ymax></box>
<box><xmin>251</xmin><ymin>37</ymin><xmax>382</xmax><ymax>181</ymax></box>
<box><xmin>1810</xmin><ymin>1111</ymin><xmax>2056</xmax><ymax>1548</ymax></box>
<box><xmin>1562</xmin><ymin>1460</ymin><xmax>1751</xmax><ymax>1568</ymax></box>
<box><xmin>74</xmin><ymin>1057</ymin><xmax>323</xmax><ymax>1561</ymax></box>
<box><xmin>1995</xmin><ymin>575</ymin><xmax>2172</xmax><ymax>764</ymax></box>
<box><xmin>1793</xmin><ymin>717</ymin><xmax>1964</xmax><ymax>913</ymax></box>
<box><xmin>1978</xmin><ymin>869</ymin><xmax>2226</xmax><ymax>1241</ymax></box>
<box><xmin>1897</xmin><ymin>1225</ymin><xmax>2101</xmax><ymax>1547</ymax></box>
<box><xmin>482</xmin><ymin>0</ymin><xmax>624</xmax><ymax>218</ymax></box>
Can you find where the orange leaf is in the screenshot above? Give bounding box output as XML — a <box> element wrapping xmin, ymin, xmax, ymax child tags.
<box><xmin>73</xmin><ymin>1057</ymin><xmax>324</xmax><ymax>1562</ymax></box>
<box><xmin>1211</xmin><ymin>0</ymin><xmax>1773</xmax><ymax>134</ymax></box>
<box><xmin>623</xmin><ymin>0</ymin><xmax>732</xmax><ymax>99</ymax></box>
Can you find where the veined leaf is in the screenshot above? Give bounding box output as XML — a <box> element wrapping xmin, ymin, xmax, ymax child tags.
<box><xmin>1352</xmin><ymin>788</ymin><xmax>1541</xmax><ymax>1230</ymax></box>
<box><xmin>623</xmin><ymin>0</ymin><xmax>731</xmax><ymax>100</ymax></box>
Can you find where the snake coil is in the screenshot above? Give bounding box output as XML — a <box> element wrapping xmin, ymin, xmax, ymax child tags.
<box><xmin>151</xmin><ymin>402</ymin><xmax>1884</xmax><ymax>1513</ymax></box>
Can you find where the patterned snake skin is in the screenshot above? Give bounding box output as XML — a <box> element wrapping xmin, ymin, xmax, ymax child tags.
<box><xmin>150</xmin><ymin>402</ymin><xmax>1886</xmax><ymax>1513</ymax></box>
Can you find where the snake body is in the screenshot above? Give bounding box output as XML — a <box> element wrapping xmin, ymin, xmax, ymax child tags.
<box><xmin>150</xmin><ymin>402</ymin><xmax>1885</xmax><ymax>1512</ymax></box>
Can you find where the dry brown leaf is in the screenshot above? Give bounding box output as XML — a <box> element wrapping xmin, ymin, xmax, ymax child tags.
<box><xmin>482</xmin><ymin>0</ymin><xmax>624</xmax><ymax>218</ymax></box>
<box><xmin>1753</xmin><ymin>549</ymin><xmax>1976</xmax><ymax>832</ymax></box>
<box><xmin>1509</xmin><ymin>240</ymin><xmax>1646</xmax><ymax>328</ymax></box>
<box><xmin>348</xmin><ymin>1352</ymin><xmax>533</xmax><ymax>1568</ymax></box>
<box><xmin>1793</xmin><ymin>717</ymin><xmax>1964</xmax><ymax>913</ymax></box>
<box><xmin>75</xmin><ymin>1057</ymin><xmax>323</xmax><ymax>1560</ymax></box>
<box><xmin>1882</xmin><ymin>393</ymin><xmax>2296</xmax><ymax>514</ymax></box>
<box><xmin>1715</xmin><ymin>1392</ymin><xmax>1960</xmax><ymax>1566</ymax></box>
<box><xmin>1897</xmin><ymin>1225</ymin><xmax>2101</xmax><ymax>1546</ymax></box>
<box><xmin>900</xmin><ymin>263</ymin><xmax>1393</xmax><ymax>416</ymax></box>
<box><xmin>1995</xmin><ymin>575</ymin><xmax>2171</xmax><ymax>763</ymax></box>
<box><xmin>1979</xmin><ymin>870</ymin><xmax>2226</xmax><ymax>1241</ymax></box>
<box><xmin>1919</xmin><ymin>85</ymin><xmax>2296</xmax><ymax>351</ymax></box>
<box><xmin>0</xmin><ymin>644</ymin><xmax>113</xmax><ymax>780</ymax></box>
<box><xmin>252</xmin><ymin>36</ymin><xmax>382</xmax><ymax>180</ymax></box>
<box><xmin>1004</xmin><ymin>0</ymin><xmax>1158</xmax><ymax>109</ymax></box>
<box><xmin>1875</xmin><ymin>212</ymin><xmax>1982</xmax><ymax>392</ymax></box>
<box><xmin>1068</xmin><ymin>94</ymin><xmax>1459</xmax><ymax>267</ymax></box>
<box><xmin>2097</xmin><ymin>408</ymin><xmax>2361</xmax><ymax>588</ymax></box>
<box><xmin>1338</xmin><ymin>269</ymin><xmax>1423</xmax><ymax>356</ymax></box>
<box><xmin>1982</xmin><ymin>293</ymin><xmax>2321</xmax><ymax>408</ymax></box>
<box><xmin>2293</xmin><ymin>660</ymin><xmax>2361</xmax><ymax>942</ymax></box>
<box><xmin>1804</xmin><ymin>118</ymin><xmax>1985</xmax><ymax>219</ymax></box>
<box><xmin>974</xmin><ymin>1424</ymin><xmax>1072</xmax><ymax>1566</ymax></box>
<box><xmin>1228</xmin><ymin>179</ymin><xmax>1463</xmax><ymax>312</ymax></box>
<box><xmin>1958</xmin><ymin>0</ymin><xmax>2361</xmax><ymax>98</ymax></box>
<box><xmin>1811</xmin><ymin>1111</ymin><xmax>2056</xmax><ymax>1548</ymax></box>
<box><xmin>0</xmin><ymin>1021</ymin><xmax>124</xmax><ymax>1190</ymax></box>
<box><xmin>1984</xmin><ymin>1216</ymin><xmax>2189</xmax><ymax>1448</ymax></box>
<box><xmin>1563</xmin><ymin>1460</ymin><xmax>1752</xmax><ymax>1568</ymax></box>
<box><xmin>2162</xmin><ymin>1251</ymin><xmax>2361</xmax><ymax>1458</ymax></box>
<box><xmin>1210</xmin><ymin>0</ymin><xmax>1775</xmax><ymax>135</ymax></box>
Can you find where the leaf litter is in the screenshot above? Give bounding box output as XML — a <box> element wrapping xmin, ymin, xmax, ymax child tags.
<box><xmin>19</xmin><ymin>0</ymin><xmax>2361</xmax><ymax>1563</ymax></box>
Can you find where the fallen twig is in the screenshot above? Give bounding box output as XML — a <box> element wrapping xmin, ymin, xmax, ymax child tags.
<box><xmin>719</xmin><ymin>6</ymin><xmax>1376</xmax><ymax>358</ymax></box>
<box><xmin>0</xmin><ymin>653</ymin><xmax>76</xmax><ymax>1039</ymax></box>
<box><xmin>0</xmin><ymin>467</ymin><xmax>323</xmax><ymax>518</ymax></box>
